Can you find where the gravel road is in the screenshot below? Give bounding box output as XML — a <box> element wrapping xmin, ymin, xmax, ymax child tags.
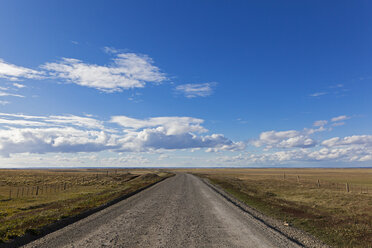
<box><xmin>23</xmin><ymin>173</ymin><xmax>302</xmax><ymax>248</ymax></box>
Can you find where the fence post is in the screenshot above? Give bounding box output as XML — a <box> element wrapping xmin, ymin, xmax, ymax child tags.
<box><xmin>16</xmin><ymin>188</ymin><xmax>20</xmax><ymax>198</ymax></box>
<box><xmin>297</xmin><ymin>176</ymin><xmax>300</xmax><ymax>183</ymax></box>
<box><xmin>346</xmin><ymin>183</ymin><xmax>349</xmax><ymax>193</ymax></box>
<box><xmin>9</xmin><ymin>188</ymin><xmax>12</xmax><ymax>199</ymax></box>
<box><xmin>317</xmin><ymin>179</ymin><xmax>320</xmax><ymax>188</ymax></box>
<box><xmin>36</xmin><ymin>186</ymin><xmax>39</xmax><ymax>196</ymax></box>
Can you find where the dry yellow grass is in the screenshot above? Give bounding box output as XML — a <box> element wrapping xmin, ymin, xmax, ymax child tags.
<box><xmin>179</xmin><ymin>168</ymin><xmax>372</xmax><ymax>248</ymax></box>
<box><xmin>0</xmin><ymin>169</ymin><xmax>172</xmax><ymax>243</ymax></box>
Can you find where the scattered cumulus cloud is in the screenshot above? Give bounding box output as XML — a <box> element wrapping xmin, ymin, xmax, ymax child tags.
<box><xmin>111</xmin><ymin>115</ymin><xmax>244</xmax><ymax>152</ymax></box>
<box><xmin>244</xmin><ymin>115</ymin><xmax>372</xmax><ymax>164</ymax></box>
<box><xmin>331</xmin><ymin>115</ymin><xmax>350</xmax><ymax>122</ymax></box>
<box><xmin>213</xmin><ymin>142</ymin><xmax>372</xmax><ymax>165</ymax></box>
<box><xmin>103</xmin><ymin>46</ymin><xmax>120</xmax><ymax>54</ymax></box>
<box><xmin>313</xmin><ymin>120</ymin><xmax>328</xmax><ymax>127</ymax></box>
<box><xmin>322</xmin><ymin>135</ymin><xmax>372</xmax><ymax>148</ymax></box>
<box><xmin>245</xmin><ymin>146</ymin><xmax>372</xmax><ymax>163</ymax></box>
<box><xmin>175</xmin><ymin>82</ymin><xmax>216</xmax><ymax>98</ymax></box>
<box><xmin>309</xmin><ymin>84</ymin><xmax>349</xmax><ymax>99</ymax></box>
<box><xmin>252</xmin><ymin>115</ymin><xmax>351</xmax><ymax>150</ymax></box>
<box><xmin>0</xmin><ymin>91</ymin><xmax>24</xmax><ymax>98</ymax></box>
<box><xmin>252</xmin><ymin>130</ymin><xmax>317</xmax><ymax>149</ymax></box>
<box><xmin>1</xmin><ymin>49</ymin><xmax>218</xmax><ymax>95</ymax></box>
<box><xmin>111</xmin><ymin>116</ymin><xmax>207</xmax><ymax>135</ymax></box>
<box><xmin>0</xmin><ymin>59</ymin><xmax>43</xmax><ymax>81</ymax></box>
<box><xmin>41</xmin><ymin>53</ymin><xmax>166</xmax><ymax>92</ymax></box>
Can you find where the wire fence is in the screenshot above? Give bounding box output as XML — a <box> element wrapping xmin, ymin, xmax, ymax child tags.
<box><xmin>0</xmin><ymin>170</ymin><xmax>136</xmax><ymax>200</ymax></box>
<box><xmin>278</xmin><ymin>173</ymin><xmax>372</xmax><ymax>194</ymax></box>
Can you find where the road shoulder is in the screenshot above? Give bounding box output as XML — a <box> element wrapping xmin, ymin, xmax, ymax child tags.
<box><xmin>198</xmin><ymin>175</ymin><xmax>329</xmax><ymax>248</ymax></box>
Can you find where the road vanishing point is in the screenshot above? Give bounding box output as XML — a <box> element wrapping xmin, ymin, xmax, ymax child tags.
<box><xmin>24</xmin><ymin>173</ymin><xmax>302</xmax><ymax>248</ymax></box>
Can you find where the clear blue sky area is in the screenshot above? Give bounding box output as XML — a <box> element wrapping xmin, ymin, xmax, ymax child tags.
<box><xmin>0</xmin><ymin>1</ymin><xmax>371</xmax><ymax>167</ymax></box>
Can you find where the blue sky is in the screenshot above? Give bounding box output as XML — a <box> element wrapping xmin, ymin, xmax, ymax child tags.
<box><xmin>0</xmin><ymin>0</ymin><xmax>371</xmax><ymax>167</ymax></box>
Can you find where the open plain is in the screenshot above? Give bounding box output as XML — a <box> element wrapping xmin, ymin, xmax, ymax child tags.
<box><xmin>0</xmin><ymin>168</ymin><xmax>370</xmax><ymax>247</ymax></box>
<box><xmin>22</xmin><ymin>173</ymin><xmax>304</xmax><ymax>248</ymax></box>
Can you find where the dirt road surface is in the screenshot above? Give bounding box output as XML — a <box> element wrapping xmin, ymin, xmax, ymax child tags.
<box><xmin>23</xmin><ymin>173</ymin><xmax>302</xmax><ymax>248</ymax></box>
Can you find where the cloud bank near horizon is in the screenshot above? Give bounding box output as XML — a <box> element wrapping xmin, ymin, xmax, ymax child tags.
<box><xmin>0</xmin><ymin>113</ymin><xmax>370</xmax><ymax>166</ymax></box>
<box><xmin>0</xmin><ymin>113</ymin><xmax>244</xmax><ymax>157</ymax></box>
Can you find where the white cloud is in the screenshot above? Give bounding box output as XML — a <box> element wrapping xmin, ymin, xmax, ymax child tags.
<box><xmin>158</xmin><ymin>154</ymin><xmax>170</xmax><ymax>160</ymax></box>
<box><xmin>0</xmin><ymin>59</ymin><xmax>43</xmax><ymax>81</ymax></box>
<box><xmin>0</xmin><ymin>118</ymin><xmax>50</xmax><ymax>127</ymax></box>
<box><xmin>103</xmin><ymin>46</ymin><xmax>119</xmax><ymax>54</ymax></box>
<box><xmin>322</xmin><ymin>135</ymin><xmax>372</xmax><ymax>148</ymax></box>
<box><xmin>0</xmin><ymin>127</ymin><xmax>117</xmax><ymax>157</ymax></box>
<box><xmin>46</xmin><ymin>115</ymin><xmax>105</xmax><ymax>129</ymax></box>
<box><xmin>111</xmin><ymin>115</ymin><xmax>244</xmax><ymax>152</ymax></box>
<box><xmin>313</xmin><ymin>120</ymin><xmax>328</xmax><ymax>127</ymax></box>
<box><xmin>0</xmin><ymin>100</ymin><xmax>9</xmax><ymax>105</ymax></box>
<box><xmin>331</xmin><ymin>115</ymin><xmax>350</xmax><ymax>122</ymax></box>
<box><xmin>252</xmin><ymin>130</ymin><xmax>316</xmax><ymax>149</ymax></box>
<box><xmin>12</xmin><ymin>83</ymin><xmax>26</xmax><ymax>88</ymax></box>
<box><xmin>309</xmin><ymin>92</ymin><xmax>327</xmax><ymax>97</ymax></box>
<box><xmin>111</xmin><ymin>116</ymin><xmax>207</xmax><ymax>135</ymax></box>
<box><xmin>0</xmin><ymin>112</ymin><xmax>370</xmax><ymax>165</ymax></box>
<box><xmin>175</xmin><ymin>82</ymin><xmax>216</xmax><ymax>98</ymax></box>
<box><xmin>0</xmin><ymin>91</ymin><xmax>24</xmax><ymax>98</ymax></box>
<box><xmin>117</xmin><ymin>129</ymin><xmax>244</xmax><ymax>152</ymax></box>
<box><xmin>0</xmin><ymin>113</ymin><xmax>104</xmax><ymax>129</ymax></box>
<box><xmin>0</xmin><ymin>113</ymin><xmax>243</xmax><ymax>156</ymax></box>
<box><xmin>332</xmin><ymin>122</ymin><xmax>345</xmax><ymax>127</ymax></box>
<box><xmin>246</xmin><ymin>117</ymin><xmax>372</xmax><ymax>163</ymax></box>
<box><xmin>226</xmin><ymin>144</ymin><xmax>372</xmax><ymax>164</ymax></box>
<box><xmin>41</xmin><ymin>53</ymin><xmax>166</xmax><ymax>92</ymax></box>
<box><xmin>245</xmin><ymin>134</ymin><xmax>372</xmax><ymax>164</ymax></box>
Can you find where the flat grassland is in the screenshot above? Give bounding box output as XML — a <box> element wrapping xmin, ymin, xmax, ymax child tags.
<box><xmin>0</xmin><ymin>169</ymin><xmax>172</xmax><ymax>243</ymax></box>
<box><xmin>184</xmin><ymin>168</ymin><xmax>372</xmax><ymax>248</ymax></box>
